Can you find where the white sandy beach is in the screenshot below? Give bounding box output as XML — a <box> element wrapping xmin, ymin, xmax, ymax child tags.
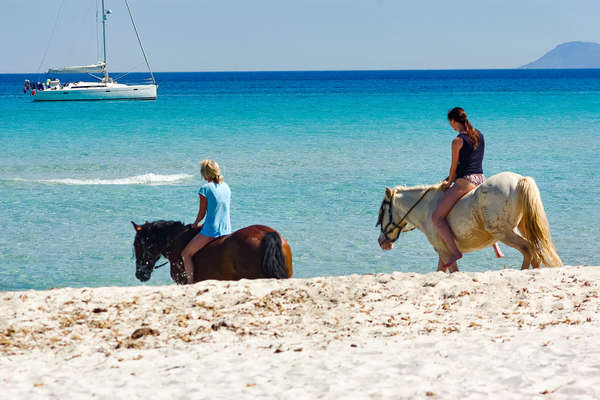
<box><xmin>1</xmin><ymin>266</ymin><xmax>599</xmax><ymax>399</ymax></box>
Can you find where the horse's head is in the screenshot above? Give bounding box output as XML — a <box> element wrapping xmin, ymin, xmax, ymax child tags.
<box><xmin>131</xmin><ymin>221</ymin><xmax>164</xmax><ymax>281</ymax></box>
<box><xmin>376</xmin><ymin>186</ymin><xmax>416</xmax><ymax>250</ymax></box>
<box><xmin>132</xmin><ymin>220</ymin><xmax>189</xmax><ymax>282</ymax></box>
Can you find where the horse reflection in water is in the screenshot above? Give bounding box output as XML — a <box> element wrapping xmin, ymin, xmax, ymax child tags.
<box><xmin>132</xmin><ymin>221</ymin><xmax>292</xmax><ymax>284</ymax></box>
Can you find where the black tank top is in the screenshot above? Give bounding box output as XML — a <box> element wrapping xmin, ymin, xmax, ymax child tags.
<box><xmin>456</xmin><ymin>131</ymin><xmax>484</xmax><ymax>178</ymax></box>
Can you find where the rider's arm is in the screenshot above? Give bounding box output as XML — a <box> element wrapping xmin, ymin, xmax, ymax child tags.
<box><xmin>193</xmin><ymin>195</ymin><xmax>207</xmax><ymax>227</ymax></box>
<box><xmin>443</xmin><ymin>137</ymin><xmax>463</xmax><ymax>188</ymax></box>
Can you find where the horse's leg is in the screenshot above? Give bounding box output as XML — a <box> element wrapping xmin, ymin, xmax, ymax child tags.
<box><xmin>448</xmin><ymin>262</ymin><xmax>459</xmax><ymax>273</ymax></box>
<box><xmin>497</xmin><ymin>230</ymin><xmax>533</xmax><ymax>270</ymax></box>
<box><xmin>437</xmin><ymin>256</ymin><xmax>445</xmax><ymax>272</ymax></box>
<box><xmin>168</xmin><ymin>258</ymin><xmax>187</xmax><ymax>285</ymax></box>
<box><xmin>437</xmin><ymin>253</ymin><xmax>459</xmax><ymax>273</ymax></box>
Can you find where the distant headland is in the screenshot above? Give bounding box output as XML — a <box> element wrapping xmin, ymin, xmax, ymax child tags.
<box><xmin>521</xmin><ymin>41</ymin><xmax>600</xmax><ymax>69</ymax></box>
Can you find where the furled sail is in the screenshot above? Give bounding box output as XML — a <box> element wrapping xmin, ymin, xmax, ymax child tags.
<box><xmin>47</xmin><ymin>62</ymin><xmax>106</xmax><ymax>74</ymax></box>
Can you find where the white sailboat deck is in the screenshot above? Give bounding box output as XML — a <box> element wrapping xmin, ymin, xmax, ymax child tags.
<box><xmin>28</xmin><ymin>0</ymin><xmax>157</xmax><ymax>102</ymax></box>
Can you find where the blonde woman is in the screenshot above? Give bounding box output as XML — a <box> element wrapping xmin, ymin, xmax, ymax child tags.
<box><xmin>182</xmin><ymin>159</ymin><xmax>231</xmax><ymax>284</ymax></box>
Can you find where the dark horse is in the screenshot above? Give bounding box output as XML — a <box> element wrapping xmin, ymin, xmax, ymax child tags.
<box><xmin>131</xmin><ymin>220</ymin><xmax>293</xmax><ymax>284</ymax></box>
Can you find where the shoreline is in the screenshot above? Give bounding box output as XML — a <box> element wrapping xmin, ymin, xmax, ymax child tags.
<box><xmin>2</xmin><ymin>266</ymin><xmax>599</xmax><ymax>398</ymax></box>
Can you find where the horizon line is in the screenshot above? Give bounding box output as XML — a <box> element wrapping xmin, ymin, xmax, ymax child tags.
<box><xmin>4</xmin><ymin>66</ymin><xmax>600</xmax><ymax>75</ymax></box>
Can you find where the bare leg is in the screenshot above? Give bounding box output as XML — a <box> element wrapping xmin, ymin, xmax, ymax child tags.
<box><xmin>182</xmin><ymin>233</ymin><xmax>213</xmax><ymax>284</ymax></box>
<box><xmin>493</xmin><ymin>243</ymin><xmax>504</xmax><ymax>258</ymax></box>
<box><xmin>432</xmin><ymin>179</ymin><xmax>475</xmax><ymax>268</ymax></box>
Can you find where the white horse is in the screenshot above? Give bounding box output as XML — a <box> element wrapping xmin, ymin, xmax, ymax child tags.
<box><xmin>376</xmin><ymin>172</ymin><xmax>562</xmax><ymax>272</ymax></box>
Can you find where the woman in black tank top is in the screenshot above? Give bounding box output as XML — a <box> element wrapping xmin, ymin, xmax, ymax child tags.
<box><xmin>431</xmin><ymin>107</ymin><xmax>503</xmax><ymax>270</ymax></box>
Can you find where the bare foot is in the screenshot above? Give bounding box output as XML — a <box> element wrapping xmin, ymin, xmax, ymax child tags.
<box><xmin>442</xmin><ymin>252</ymin><xmax>462</xmax><ymax>269</ymax></box>
<box><xmin>493</xmin><ymin>243</ymin><xmax>504</xmax><ymax>258</ymax></box>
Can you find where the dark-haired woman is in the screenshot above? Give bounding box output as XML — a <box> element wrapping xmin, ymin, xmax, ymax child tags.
<box><xmin>432</xmin><ymin>107</ymin><xmax>503</xmax><ymax>269</ymax></box>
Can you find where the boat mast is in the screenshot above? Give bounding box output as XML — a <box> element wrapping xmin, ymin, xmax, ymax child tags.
<box><xmin>124</xmin><ymin>0</ymin><xmax>156</xmax><ymax>85</ymax></box>
<box><xmin>101</xmin><ymin>0</ymin><xmax>110</xmax><ymax>82</ymax></box>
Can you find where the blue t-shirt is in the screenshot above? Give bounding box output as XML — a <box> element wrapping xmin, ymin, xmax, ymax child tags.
<box><xmin>198</xmin><ymin>182</ymin><xmax>231</xmax><ymax>237</ymax></box>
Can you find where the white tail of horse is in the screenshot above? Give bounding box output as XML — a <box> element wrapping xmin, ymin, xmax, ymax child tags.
<box><xmin>517</xmin><ymin>176</ymin><xmax>562</xmax><ymax>267</ymax></box>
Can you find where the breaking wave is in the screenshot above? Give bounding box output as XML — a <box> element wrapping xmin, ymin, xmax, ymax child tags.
<box><xmin>10</xmin><ymin>173</ymin><xmax>193</xmax><ymax>186</ymax></box>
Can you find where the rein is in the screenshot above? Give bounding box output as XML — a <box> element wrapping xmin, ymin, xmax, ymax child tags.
<box><xmin>153</xmin><ymin>261</ymin><xmax>168</xmax><ymax>270</ymax></box>
<box><xmin>380</xmin><ymin>187</ymin><xmax>432</xmax><ymax>243</ymax></box>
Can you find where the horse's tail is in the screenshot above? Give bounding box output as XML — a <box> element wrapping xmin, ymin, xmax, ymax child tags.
<box><xmin>261</xmin><ymin>231</ymin><xmax>289</xmax><ymax>279</ymax></box>
<box><xmin>517</xmin><ymin>176</ymin><xmax>562</xmax><ymax>267</ymax></box>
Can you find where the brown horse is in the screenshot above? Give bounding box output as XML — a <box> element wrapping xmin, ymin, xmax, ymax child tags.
<box><xmin>131</xmin><ymin>220</ymin><xmax>293</xmax><ymax>284</ymax></box>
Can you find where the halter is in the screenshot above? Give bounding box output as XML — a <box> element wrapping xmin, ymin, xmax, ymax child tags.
<box><xmin>377</xmin><ymin>188</ymin><xmax>432</xmax><ymax>243</ymax></box>
<box><xmin>137</xmin><ymin>232</ymin><xmax>168</xmax><ymax>271</ymax></box>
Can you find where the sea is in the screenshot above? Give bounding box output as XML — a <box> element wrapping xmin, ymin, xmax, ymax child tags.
<box><xmin>1</xmin><ymin>70</ymin><xmax>599</xmax><ymax>291</ymax></box>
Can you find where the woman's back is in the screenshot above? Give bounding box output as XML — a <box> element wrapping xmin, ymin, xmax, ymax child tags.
<box><xmin>456</xmin><ymin>131</ymin><xmax>484</xmax><ymax>178</ymax></box>
<box><xmin>199</xmin><ymin>181</ymin><xmax>231</xmax><ymax>237</ymax></box>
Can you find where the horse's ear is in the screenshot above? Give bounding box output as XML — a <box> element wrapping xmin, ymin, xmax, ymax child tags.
<box><xmin>385</xmin><ymin>187</ymin><xmax>393</xmax><ymax>199</ymax></box>
<box><xmin>131</xmin><ymin>221</ymin><xmax>142</xmax><ymax>231</ymax></box>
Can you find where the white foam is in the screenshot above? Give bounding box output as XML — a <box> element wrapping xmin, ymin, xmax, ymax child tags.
<box><xmin>15</xmin><ymin>173</ymin><xmax>194</xmax><ymax>186</ymax></box>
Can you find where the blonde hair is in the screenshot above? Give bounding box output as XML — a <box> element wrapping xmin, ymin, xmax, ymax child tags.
<box><xmin>200</xmin><ymin>159</ymin><xmax>224</xmax><ymax>183</ymax></box>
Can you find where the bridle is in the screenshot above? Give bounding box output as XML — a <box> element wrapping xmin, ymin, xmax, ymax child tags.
<box><xmin>137</xmin><ymin>233</ymin><xmax>168</xmax><ymax>271</ymax></box>
<box><xmin>377</xmin><ymin>187</ymin><xmax>432</xmax><ymax>243</ymax></box>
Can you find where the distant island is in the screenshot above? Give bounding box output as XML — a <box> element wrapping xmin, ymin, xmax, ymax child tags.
<box><xmin>521</xmin><ymin>41</ymin><xmax>600</xmax><ymax>69</ymax></box>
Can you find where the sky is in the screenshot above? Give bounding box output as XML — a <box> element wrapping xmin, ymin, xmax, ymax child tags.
<box><xmin>1</xmin><ymin>0</ymin><xmax>599</xmax><ymax>73</ymax></box>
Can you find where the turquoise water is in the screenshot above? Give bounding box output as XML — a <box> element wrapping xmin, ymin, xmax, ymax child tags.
<box><xmin>1</xmin><ymin>70</ymin><xmax>599</xmax><ymax>291</ymax></box>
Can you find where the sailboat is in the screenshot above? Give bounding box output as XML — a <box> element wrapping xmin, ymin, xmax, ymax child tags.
<box><xmin>26</xmin><ymin>0</ymin><xmax>157</xmax><ymax>101</ymax></box>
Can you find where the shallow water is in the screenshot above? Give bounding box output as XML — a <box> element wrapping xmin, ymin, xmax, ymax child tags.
<box><xmin>1</xmin><ymin>70</ymin><xmax>599</xmax><ymax>290</ymax></box>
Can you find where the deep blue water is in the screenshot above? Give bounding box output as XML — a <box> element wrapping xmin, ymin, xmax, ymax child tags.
<box><xmin>1</xmin><ymin>69</ymin><xmax>599</xmax><ymax>291</ymax></box>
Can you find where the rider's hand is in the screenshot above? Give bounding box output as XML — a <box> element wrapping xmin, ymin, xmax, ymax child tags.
<box><xmin>441</xmin><ymin>180</ymin><xmax>451</xmax><ymax>191</ymax></box>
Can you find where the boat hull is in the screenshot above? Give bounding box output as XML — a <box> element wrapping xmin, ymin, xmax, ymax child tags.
<box><xmin>33</xmin><ymin>84</ymin><xmax>157</xmax><ymax>101</ymax></box>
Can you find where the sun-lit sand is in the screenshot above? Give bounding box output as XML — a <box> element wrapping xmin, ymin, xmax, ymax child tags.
<box><xmin>1</xmin><ymin>266</ymin><xmax>599</xmax><ymax>399</ymax></box>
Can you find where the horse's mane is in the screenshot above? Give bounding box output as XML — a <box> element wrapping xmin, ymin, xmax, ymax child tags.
<box><xmin>138</xmin><ymin>220</ymin><xmax>197</xmax><ymax>257</ymax></box>
<box><xmin>393</xmin><ymin>182</ymin><xmax>443</xmax><ymax>193</ymax></box>
<box><xmin>142</xmin><ymin>220</ymin><xmax>188</xmax><ymax>236</ymax></box>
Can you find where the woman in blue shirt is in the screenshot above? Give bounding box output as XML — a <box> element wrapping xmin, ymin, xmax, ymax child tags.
<box><xmin>182</xmin><ymin>159</ymin><xmax>231</xmax><ymax>284</ymax></box>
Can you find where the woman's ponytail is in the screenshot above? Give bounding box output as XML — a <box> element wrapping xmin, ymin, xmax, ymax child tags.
<box><xmin>463</xmin><ymin>118</ymin><xmax>479</xmax><ymax>150</ymax></box>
